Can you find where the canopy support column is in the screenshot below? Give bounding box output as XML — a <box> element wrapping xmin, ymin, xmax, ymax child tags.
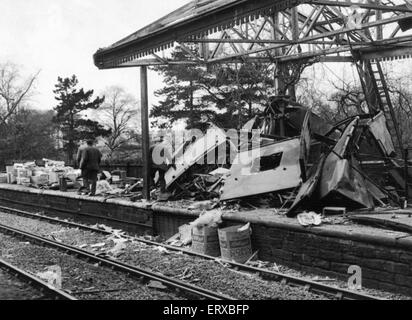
<box><xmin>140</xmin><ymin>66</ymin><xmax>151</xmax><ymax>200</ymax></box>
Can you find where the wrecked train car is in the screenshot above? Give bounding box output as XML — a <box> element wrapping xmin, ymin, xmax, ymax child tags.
<box><xmin>162</xmin><ymin>96</ymin><xmax>403</xmax><ymax>214</ymax></box>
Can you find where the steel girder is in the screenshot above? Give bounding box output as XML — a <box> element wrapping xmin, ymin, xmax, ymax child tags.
<box><xmin>94</xmin><ymin>0</ymin><xmax>412</xmax><ymax>69</ymax></box>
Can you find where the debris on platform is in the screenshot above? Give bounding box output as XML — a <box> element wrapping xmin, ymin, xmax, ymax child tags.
<box><xmin>188</xmin><ymin>200</ymin><xmax>217</xmax><ymax>211</ymax></box>
<box><xmin>150</xmin><ymin>96</ymin><xmax>411</xmax><ymax>217</ymax></box>
<box><xmin>1</xmin><ymin>159</ymin><xmax>81</xmax><ymax>188</ymax></box>
<box><xmin>297</xmin><ymin>212</ymin><xmax>322</xmax><ymax>227</ymax></box>
<box><xmin>1</xmin><ymin>97</ymin><xmax>408</xmax><ymax>220</ymax></box>
<box><xmin>164</xmin><ymin>123</ymin><xmax>232</xmax><ymax>190</ymax></box>
<box><xmin>95</xmin><ymin>180</ymin><xmax>113</xmax><ymax>195</ymax></box>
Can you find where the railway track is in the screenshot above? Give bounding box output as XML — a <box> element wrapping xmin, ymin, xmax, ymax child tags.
<box><xmin>0</xmin><ymin>205</ymin><xmax>382</xmax><ymax>300</ymax></box>
<box><xmin>0</xmin><ymin>220</ymin><xmax>233</xmax><ymax>300</ymax></box>
<box><xmin>0</xmin><ymin>257</ymin><xmax>77</xmax><ymax>300</ymax></box>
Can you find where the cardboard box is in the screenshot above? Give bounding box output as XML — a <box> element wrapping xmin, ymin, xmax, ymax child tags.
<box><xmin>6</xmin><ymin>166</ymin><xmax>14</xmax><ymax>174</ymax></box>
<box><xmin>7</xmin><ymin>173</ymin><xmax>16</xmax><ymax>184</ymax></box>
<box><xmin>16</xmin><ymin>177</ymin><xmax>30</xmax><ymax>186</ymax></box>
<box><xmin>0</xmin><ymin>173</ymin><xmax>8</xmax><ymax>184</ymax></box>
<box><xmin>17</xmin><ymin>169</ymin><xmax>29</xmax><ymax>178</ymax></box>
<box><xmin>30</xmin><ymin>174</ymin><xmax>49</xmax><ymax>185</ymax></box>
<box><xmin>48</xmin><ymin>171</ymin><xmax>60</xmax><ymax>184</ymax></box>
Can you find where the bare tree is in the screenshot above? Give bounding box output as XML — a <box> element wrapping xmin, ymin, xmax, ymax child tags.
<box><xmin>0</xmin><ymin>62</ymin><xmax>39</xmax><ymax>125</ymax></box>
<box><xmin>99</xmin><ymin>86</ymin><xmax>140</xmax><ymax>160</ymax></box>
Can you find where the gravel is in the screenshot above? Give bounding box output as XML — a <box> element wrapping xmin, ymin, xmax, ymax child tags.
<box><xmin>1</xmin><ymin>209</ymin><xmax>410</xmax><ymax>300</ymax></box>
<box><xmin>0</xmin><ymin>233</ymin><xmax>183</xmax><ymax>300</ymax></box>
<box><xmin>121</xmin><ymin>242</ymin><xmax>328</xmax><ymax>300</ymax></box>
<box><xmin>0</xmin><ymin>211</ymin><xmax>328</xmax><ymax>299</ymax></box>
<box><xmin>0</xmin><ymin>269</ymin><xmax>48</xmax><ymax>300</ymax></box>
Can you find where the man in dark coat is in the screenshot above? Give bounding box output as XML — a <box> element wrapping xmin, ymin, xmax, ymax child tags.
<box><xmin>77</xmin><ymin>139</ymin><xmax>102</xmax><ymax>196</ymax></box>
<box><xmin>150</xmin><ymin>136</ymin><xmax>174</xmax><ymax>201</ymax></box>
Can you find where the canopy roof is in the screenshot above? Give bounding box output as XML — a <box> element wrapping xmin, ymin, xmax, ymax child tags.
<box><xmin>93</xmin><ymin>0</ymin><xmax>412</xmax><ymax>69</ymax></box>
<box><xmin>94</xmin><ymin>0</ymin><xmax>304</xmax><ymax>68</ymax></box>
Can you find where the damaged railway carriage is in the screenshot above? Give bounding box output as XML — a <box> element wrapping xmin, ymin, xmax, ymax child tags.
<box><xmin>162</xmin><ymin>96</ymin><xmax>404</xmax><ymax>215</ymax></box>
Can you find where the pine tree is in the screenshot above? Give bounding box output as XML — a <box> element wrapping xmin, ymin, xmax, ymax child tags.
<box><xmin>151</xmin><ymin>47</ymin><xmax>274</xmax><ymax>130</ymax></box>
<box><xmin>53</xmin><ymin>75</ymin><xmax>111</xmax><ymax>162</ymax></box>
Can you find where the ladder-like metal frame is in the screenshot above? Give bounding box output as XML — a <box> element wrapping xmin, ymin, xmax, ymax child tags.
<box><xmin>365</xmin><ymin>59</ymin><xmax>404</xmax><ymax>158</ymax></box>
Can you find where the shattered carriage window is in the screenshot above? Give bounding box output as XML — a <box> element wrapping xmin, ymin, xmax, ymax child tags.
<box><xmin>250</xmin><ymin>152</ymin><xmax>283</xmax><ymax>173</ymax></box>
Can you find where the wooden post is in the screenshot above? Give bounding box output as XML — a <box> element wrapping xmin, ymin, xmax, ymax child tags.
<box><xmin>140</xmin><ymin>66</ymin><xmax>151</xmax><ymax>200</ymax></box>
<box><xmin>405</xmin><ymin>148</ymin><xmax>409</xmax><ymax>204</ymax></box>
<box><xmin>376</xmin><ymin>0</ymin><xmax>383</xmax><ymax>41</ymax></box>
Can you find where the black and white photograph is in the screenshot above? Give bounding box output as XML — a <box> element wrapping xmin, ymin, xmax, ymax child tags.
<box><xmin>1</xmin><ymin>0</ymin><xmax>412</xmax><ymax>308</ymax></box>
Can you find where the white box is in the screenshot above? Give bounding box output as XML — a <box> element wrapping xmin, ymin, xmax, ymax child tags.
<box><xmin>30</xmin><ymin>174</ymin><xmax>49</xmax><ymax>185</ymax></box>
<box><xmin>16</xmin><ymin>177</ymin><xmax>30</xmax><ymax>186</ymax></box>
<box><xmin>48</xmin><ymin>171</ymin><xmax>60</xmax><ymax>184</ymax></box>
<box><xmin>7</xmin><ymin>173</ymin><xmax>16</xmax><ymax>184</ymax></box>
<box><xmin>0</xmin><ymin>173</ymin><xmax>7</xmax><ymax>184</ymax></box>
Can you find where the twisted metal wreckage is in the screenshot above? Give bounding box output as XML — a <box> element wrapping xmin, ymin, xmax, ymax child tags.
<box><xmin>159</xmin><ymin>96</ymin><xmax>408</xmax><ymax>215</ymax></box>
<box><xmin>92</xmin><ymin>0</ymin><xmax>412</xmax><ymax>210</ymax></box>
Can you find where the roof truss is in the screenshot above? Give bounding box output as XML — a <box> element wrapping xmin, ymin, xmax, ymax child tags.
<box><xmin>94</xmin><ymin>0</ymin><xmax>412</xmax><ymax>68</ymax></box>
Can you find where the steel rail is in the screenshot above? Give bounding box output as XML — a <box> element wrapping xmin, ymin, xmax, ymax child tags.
<box><xmin>0</xmin><ymin>204</ymin><xmax>383</xmax><ymax>300</ymax></box>
<box><xmin>0</xmin><ymin>205</ymin><xmax>112</xmax><ymax>235</ymax></box>
<box><xmin>135</xmin><ymin>239</ymin><xmax>383</xmax><ymax>301</ymax></box>
<box><xmin>0</xmin><ymin>258</ymin><xmax>77</xmax><ymax>300</ymax></box>
<box><xmin>0</xmin><ymin>222</ymin><xmax>234</xmax><ymax>301</ymax></box>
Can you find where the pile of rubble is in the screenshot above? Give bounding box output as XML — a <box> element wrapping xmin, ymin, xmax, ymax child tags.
<box><xmin>0</xmin><ymin>159</ymin><xmax>81</xmax><ymax>189</ymax></box>
<box><xmin>0</xmin><ymin>158</ymin><xmax>144</xmax><ymax>201</ymax></box>
<box><xmin>154</xmin><ymin>96</ymin><xmax>410</xmax><ymax>216</ymax></box>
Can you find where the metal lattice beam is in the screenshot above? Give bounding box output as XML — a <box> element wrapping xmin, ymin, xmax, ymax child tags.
<box><xmin>94</xmin><ymin>1</ymin><xmax>412</xmax><ymax>68</ymax></box>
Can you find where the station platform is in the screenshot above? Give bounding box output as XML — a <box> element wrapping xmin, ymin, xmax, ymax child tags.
<box><xmin>0</xmin><ymin>183</ymin><xmax>411</xmax><ymax>296</ymax></box>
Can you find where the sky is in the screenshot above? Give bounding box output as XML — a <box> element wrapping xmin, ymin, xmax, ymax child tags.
<box><xmin>0</xmin><ymin>0</ymin><xmax>189</xmax><ymax>110</ymax></box>
<box><xmin>1</xmin><ymin>0</ymin><xmax>411</xmax><ymax>114</ymax></box>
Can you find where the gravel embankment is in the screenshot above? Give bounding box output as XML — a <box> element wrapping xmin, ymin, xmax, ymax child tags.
<box><xmin>0</xmin><ymin>233</ymin><xmax>183</xmax><ymax>300</ymax></box>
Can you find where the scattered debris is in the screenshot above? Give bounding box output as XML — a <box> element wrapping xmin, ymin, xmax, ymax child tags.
<box><xmin>188</xmin><ymin>200</ymin><xmax>216</xmax><ymax>211</ymax></box>
<box><xmin>152</xmin><ymin>246</ymin><xmax>170</xmax><ymax>254</ymax></box>
<box><xmin>36</xmin><ymin>265</ymin><xmax>62</xmax><ymax>289</ymax></box>
<box><xmin>178</xmin><ymin>224</ymin><xmax>193</xmax><ymax>245</ymax></box>
<box><xmin>297</xmin><ymin>212</ymin><xmax>322</xmax><ymax>227</ymax></box>
<box><xmin>189</xmin><ymin>210</ymin><xmax>223</xmax><ymax>229</ymax></box>
<box><xmin>155</xmin><ymin>97</ymin><xmax>408</xmax><ymax>216</ymax></box>
<box><xmin>106</xmin><ymin>236</ymin><xmax>128</xmax><ymax>257</ymax></box>
<box><xmin>90</xmin><ymin>243</ymin><xmax>106</xmax><ymax>248</ymax></box>
<box><xmin>147</xmin><ymin>280</ymin><xmax>167</xmax><ymax>290</ymax></box>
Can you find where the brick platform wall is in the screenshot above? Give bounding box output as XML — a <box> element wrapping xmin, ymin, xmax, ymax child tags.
<box><xmin>249</xmin><ymin>224</ymin><xmax>412</xmax><ymax>296</ymax></box>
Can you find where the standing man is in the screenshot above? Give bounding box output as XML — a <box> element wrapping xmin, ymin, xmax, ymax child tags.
<box><xmin>77</xmin><ymin>139</ymin><xmax>102</xmax><ymax>196</ymax></box>
<box><xmin>150</xmin><ymin>136</ymin><xmax>174</xmax><ymax>201</ymax></box>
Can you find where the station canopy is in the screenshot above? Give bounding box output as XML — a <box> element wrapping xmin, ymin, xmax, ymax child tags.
<box><xmin>93</xmin><ymin>0</ymin><xmax>412</xmax><ymax>69</ymax></box>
